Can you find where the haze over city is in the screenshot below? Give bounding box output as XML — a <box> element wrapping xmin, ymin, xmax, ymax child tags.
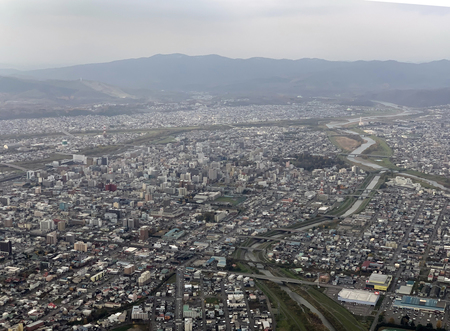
<box><xmin>2</xmin><ymin>1</ymin><xmax>450</xmax><ymax>331</ymax></box>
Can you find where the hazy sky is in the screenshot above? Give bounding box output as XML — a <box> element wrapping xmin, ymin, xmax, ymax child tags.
<box><xmin>1</xmin><ymin>0</ymin><xmax>450</xmax><ymax>69</ymax></box>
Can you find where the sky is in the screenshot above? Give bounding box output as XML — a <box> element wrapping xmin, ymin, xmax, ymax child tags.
<box><xmin>1</xmin><ymin>0</ymin><xmax>450</xmax><ymax>69</ymax></box>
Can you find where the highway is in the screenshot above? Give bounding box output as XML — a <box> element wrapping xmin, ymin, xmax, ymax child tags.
<box><xmin>175</xmin><ymin>266</ymin><xmax>184</xmax><ymax>331</ymax></box>
<box><xmin>199</xmin><ymin>269</ymin><xmax>344</xmax><ymax>290</ymax></box>
<box><xmin>61</xmin><ymin>129</ymin><xmax>77</xmax><ymax>139</ymax></box>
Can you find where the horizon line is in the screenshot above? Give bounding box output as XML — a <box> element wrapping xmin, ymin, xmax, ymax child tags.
<box><xmin>2</xmin><ymin>54</ymin><xmax>449</xmax><ymax>71</ymax></box>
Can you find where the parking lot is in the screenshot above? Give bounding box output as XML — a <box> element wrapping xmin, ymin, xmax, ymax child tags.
<box><xmin>382</xmin><ymin>295</ymin><xmax>445</xmax><ymax>328</ymax></box>
<box><xmin>323</xmin><ymin>287</ymin><xmax>376</xmax><ymax>316</ymax></box>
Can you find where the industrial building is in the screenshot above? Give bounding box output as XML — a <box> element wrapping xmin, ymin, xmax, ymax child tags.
<box><xmin>163</xmin><ymin>228</ymin><xmax>185</xmax><ymax>240</ymax></box>
<box><xmin>338</xmin><ymin>289</ymin><xmax>380</xmax><ymax>306</ymax></box>
<box><xmin>393</xmin><ymin>296</ymin><xmax>446</xmax><ymax>312</ymax></box>
<box><xmin>365</xmin><ymin>273</ymin><xmax>393</xmax><ymax>291</ymax></box>
<box><xmin>204</xmin><ymin>256</ymin><xmax>226</xmax><ymax>268</ymax></box>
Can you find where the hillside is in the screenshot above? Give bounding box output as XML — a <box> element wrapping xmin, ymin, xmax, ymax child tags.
<box><xmin>0</xmin><ymin>76</ymin><xmax>139</xmax><ymax>103</ymax></box>
<box><xmin>15</xmin><ymin>55</ymin><xmax>450</xmax><ymax>98</ymax></box>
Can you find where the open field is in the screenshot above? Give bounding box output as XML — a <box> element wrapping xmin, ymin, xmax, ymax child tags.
<box><xmin>335</xmin><ymin>136</ymin><xmax>361</xmax><ymax>150</ymax></box>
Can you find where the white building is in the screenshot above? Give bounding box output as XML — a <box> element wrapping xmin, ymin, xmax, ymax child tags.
<box><xmin>40</xmin><ymin>220</ymin><xmax>55</xmax><ymax>232</ymax></box>
<box><xmin>185</xmin><ymin>318</ymin><xmax>193</xmax><ymax>331</ymax></box>
<box><xmin>131</xmin><ymin>306</ymin><xmax>148</xmax><ymax>320</ymax></box>
<box><xmin>138</xmin><ymin>271</ymin><xmax>151</xmax><ymax>286</ymax></box>
<box><xmin>338</xmin><ymin>289</ymin><xmax>379</xmax><ymax>306</ymax></box>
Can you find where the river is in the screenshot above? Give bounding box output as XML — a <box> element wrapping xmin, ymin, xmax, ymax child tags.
<box><xmin>324</xmin><ymin>103</ymin><xmax>450</xmax><ymax>216</ymax></box>
<box><xmin>281</xmin><ymin>286</ymin><xmax>337</xmax><ymax>331</ymax></box>
<box><xmin>327</xmin><ymin>103</ymin><xmax>449</xmax><ymax>194</ymax></box>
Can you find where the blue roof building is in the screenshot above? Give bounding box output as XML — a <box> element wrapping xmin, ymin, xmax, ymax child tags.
<box><xmin>393</xmin><ymin>296</ymin><xmax>446</xmax><ymax>312</ymax></box>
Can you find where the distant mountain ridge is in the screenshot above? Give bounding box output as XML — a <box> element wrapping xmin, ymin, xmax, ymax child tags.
<box><xmin>12</xmin><ymin>54</ymin><xmax>450</xmax><ymax>97</ymax></box>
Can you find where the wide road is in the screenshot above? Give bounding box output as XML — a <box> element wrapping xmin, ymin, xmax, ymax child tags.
<box><xmin>199</xmin><ymin>269</ymin><xmax>344</xmax><ymax>289</ymax></box>
<box><xmin>175</xmin><ymin>266</ymin><xmax>184</xmax><ymax>331</ymax></box>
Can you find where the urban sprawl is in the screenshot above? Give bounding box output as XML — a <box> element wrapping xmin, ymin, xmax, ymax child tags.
<box><xmin>1</xmin><ymin>100</ymin><xmax>450</xmax><ymax>331</ymax></box>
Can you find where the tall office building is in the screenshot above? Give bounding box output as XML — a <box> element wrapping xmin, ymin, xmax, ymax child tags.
<box><xmin>66</xmin><ymin>232</ymin><xmax>75</xmax><ymax>244</ymax></box>
<box><xmin>208</xmin><ymin>168</ymin><xmax>217</xmax><ymax>181</ymax></box>
<box><xmin>40</xmin><ymin>220</ymin><xmax>55</xmax><ymax>232</ymax></box>
<box><xmin>46</xmin><ymin>231</ymin><xmax>58</xmax><ymax>245</ymax></box>
<box><xmin>57</xmin><ymin>221</ymin><xmax>66</xmax><ymax>231</ymax></box>
<box><xmin>139</xmin><ymin>226</ymin><xmax>149</xmax><ymax>241</ymax></box>
<box><xmin>3</xmin><ymin>218</ymin><xmax>13</xmax><ymax>227</ymax></box>
<box><xmin>185</xmin><ymin>318</ymin><xmax>193</xmax><ymax>331</ymax></box>
<box><xmin>123</xmin><ymin>218</ymin><xmax>137</xmax><ymax>229</ymax></box>
<box><xmin>0</xmin><ymin>240</ymin><xmax>12</xmax><ymax>255</ymax></box>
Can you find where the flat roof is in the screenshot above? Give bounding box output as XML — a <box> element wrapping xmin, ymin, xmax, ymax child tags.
<box><xmin>397</xmin><ymin>285</ymin><xmax>412</xmax><ymax>295</ymax></box>
<box><xmin>368</xmin><ymin>273</ymin><xmax>390</xmax><ymax>284</ymax></box>
<box><xmin>393</xmin><ymin>296</ymin><xmax>446</xmax><ymax>312</ymax></box>
<box><xmin>338</xmin><ymin>289</ymin><xmax>379</xmax><ymax>304</ymax></box>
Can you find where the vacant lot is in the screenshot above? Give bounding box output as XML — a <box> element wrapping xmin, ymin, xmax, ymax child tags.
<box><xmin>334</xmin><ymin>136</ymin><xmax>362</xmax><ymax>151</ymax></box>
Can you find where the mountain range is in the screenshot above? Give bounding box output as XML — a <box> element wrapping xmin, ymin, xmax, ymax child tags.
<box><xmin>2</xmin><ymin>54</ymin><xmax>450</xmax><ymax>109</ymax></box>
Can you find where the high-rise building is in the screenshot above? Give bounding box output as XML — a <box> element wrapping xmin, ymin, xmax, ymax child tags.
<box><xmin>40</xmin><ymin>220</ymin><xmax>55</xmax><ymax>232</ymax></box>
<box><xmin>185</xmin><ymin>318</ymin><xmax>193</xmax><ymax>331</ymax></box>
<box><xmin>66</xmin><ymin>232</ymin><xmax>75</xmax><ymax>244</ymax></box>
<box><xmin>139</xmin><ymin>226</ymin><xmax>149</xmax><ymax>241</ymax></box>
<box><xmin>57</xmin><ymin>221</ymin><xmax>66</xmax><ymax>231</ymax></box>
<box><xmin>123</xmin><ymin>218</ymin><xmax>136</xmax><ymax>229</ymax></box>
<box><xmin>138</xmin><ymin>271</ymin><xmax>151</xmax><ymax>286</ymax></box>
<box><xmin>178</xmin><ymin>187</ymin><xmax>187</xmax><ymax>197</ymax></box>
<box><xmin>208</xmin><ymin>168</ymin><xmax>217</xmax><ymax>181</ymax></box>
<box><xmin>0</xmin><ymin>240</ymin><xmax>12</xmax><ymax>255</ymax></box>
<box><xmin>0</xmin><ymin>196</ymin><xmax>10</xmax><ymax>206</ymax></box>
<box><xmin>74</xmin><ymin>241</ymin><xmax>88</xmax><ymax>252</ymax></box>
<box><xmin>3</xmin><ymin>218</ymin><xmax>13</xmax><ymax>227</ymax></box>
<box><xmin>124</xmin><ymin>264</ymin><xmax>135</xmax><ymax>275</ymax></box>
<box><xmin>46</xmin><ymin>231</ymin><xmax>58</xmax><ymax>245</ymax></box>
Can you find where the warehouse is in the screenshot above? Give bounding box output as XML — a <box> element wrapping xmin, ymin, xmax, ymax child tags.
<box><xmin>338</xmin><ymin>289</ymin><xmax>380</xmax><ymax>306</ymax></box>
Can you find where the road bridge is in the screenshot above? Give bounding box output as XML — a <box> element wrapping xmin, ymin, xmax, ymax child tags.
<box><xmin>340</xmin><ymin>153</ymin><xmax>390</xmax><ymax>158</ymax></box>
<box><xmin>61</xmin><ymin>130</ymin><xmax>77</xmax><ymax>139</ymax></box>
<box><xmin>237</xmin><ymin>235</ymin><xmax>283</xmax><ymax>241</ymax></box>
<box><xmin>200</xmin><ymin>269</ymin><xmax>343</xmax><ymax>289</ymax></box>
